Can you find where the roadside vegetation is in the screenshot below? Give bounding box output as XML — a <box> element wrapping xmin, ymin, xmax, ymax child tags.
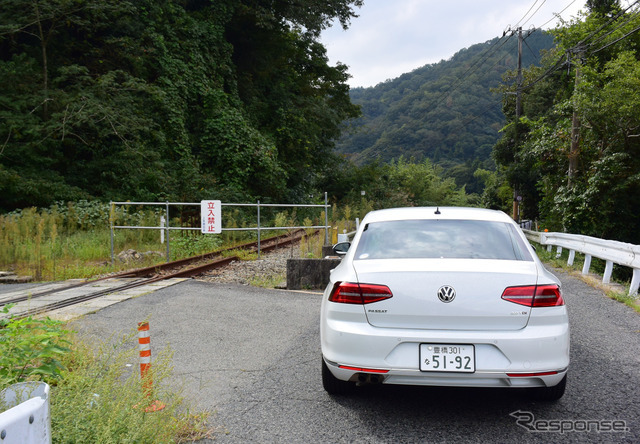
<box><xmin>0</xmin><ymin>201</ymin><xmax>164</xmax><ymax>281</ymax></box>
<box><xmin>0</xmin><ymin>311</ymin><xmax>211</xmax><ymax>442</ymax></box>
<box><xmin>0</xmin><ymin>200</ymin><xmax>369</xmax><ymax>443</ymax></box>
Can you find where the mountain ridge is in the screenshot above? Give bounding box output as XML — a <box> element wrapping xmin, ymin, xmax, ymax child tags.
<box><xmin>336</xmin><ymin>30</ymin><xmax>556</xmax><ymax>182</ymax></box>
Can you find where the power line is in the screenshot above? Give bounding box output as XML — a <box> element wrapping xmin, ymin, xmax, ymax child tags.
<box><xmin>446</xmin><ymin>35</ymin><xmax>511</xmax><ymax>91</ymax></box>
<box><xmin>523</xmin><ymin>34</ymin><xmax>542</xmax><ymax>62</ymax></box>
<box><xmin>514</xmin><ymin>0</ymin><xmax>544</xmax><ymax>29</ymax></box>
<box><xmin>431</xmin><ymin>34</ymin><xmax>514</xmax><ymax>109</ymax></box>
<box><xmin>521</xmin><ymin>0</ymin><xmax>548</xmax><ymax>28</ymax></box>
<box><xmin>517</xmin><ymin>2</ymin><xmax>640</xmax><ymax>91</ymax></box>
<box><xmin>585</xmin><ymin>4</ymin><xmax>640</xmax><ymax>48</ymax></box>
<box><xmin>426</xmin><ymin>0</ymin><xmax>640</xmax><ymax>130</ymax></box>
<box><xmin>538</xmin><ymin>0</ymin><xmax>580</xmax><ymax>28</ymax></box>
<box><xmin>591</xmin><ymin>21</ymin><xmax>640</xmax><ymax>53</ymax></box>
<box><xmin>461</xmin><ymin>101</ymin><xmax>504</xmax><ymax>127</ymax></box>
<box><xmin>576</xmin><ymin>0</ymin><xmax>640</xmax><ymax>47</ymax></box>
<box><xmin>429</xmin><ymin>0</ymin><xmax>582</xmax><ymax>115</ymax></box>
<box><xmin>520</xmin><ymin>54</ymin><xmax>567</xmax><ymax>91</ymax></box>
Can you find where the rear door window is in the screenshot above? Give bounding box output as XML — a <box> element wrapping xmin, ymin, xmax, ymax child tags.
<box><xmin>354</xmin><ymin>219</ymin><xmax>532</xmax><ymax>261</ymax></box>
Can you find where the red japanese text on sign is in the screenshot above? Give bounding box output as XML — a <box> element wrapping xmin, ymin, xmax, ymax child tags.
<box><xmin>201</xmin><ymin>200</ymin><xmax>221</xmax><ymax>234</ymax></box>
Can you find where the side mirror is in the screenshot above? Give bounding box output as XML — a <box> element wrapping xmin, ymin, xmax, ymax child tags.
<box><xmin>332</xmin><ymin>242</ymin><xmax>351</xmax><ymax>256</ymax></box>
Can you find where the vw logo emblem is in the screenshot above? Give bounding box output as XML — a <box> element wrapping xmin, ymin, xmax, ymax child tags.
<box><xmin>438</xmin><ymin>285</ymin><xmax>456</xmax><ymax>303</ymax></box>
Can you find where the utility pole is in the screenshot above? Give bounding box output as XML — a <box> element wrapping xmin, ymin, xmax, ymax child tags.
<box><xmin>504</xmin><ymin>26</ymin><xmax>533</xmax><ymax>221</ymax></box>
<box><xmin>568</xmin><ymin>46</ymin><xmax>584</xmax><ymax>187</ymax></box>
<box><xmin>516</xmin><ymin>27</ymin><xmax>523</xmax><ymax>119</ymax></box>
<box><xmin>513</xmin><ymin>27</ymin><xmax>523</xmax><ymax>222</ymax></box>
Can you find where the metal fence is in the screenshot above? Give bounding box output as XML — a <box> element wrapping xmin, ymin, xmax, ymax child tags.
<box><xmin>110</xmin><ymin>193</ymin><xmax>331</xmax><ymax>262</ymax></box>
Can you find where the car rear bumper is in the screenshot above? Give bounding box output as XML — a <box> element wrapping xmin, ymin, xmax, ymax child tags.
<box><xmin>321</xmin><ymin>317</ymin><xmax>570</xmax><ymax>388</ymax></box>
<box><xmin>323</xmin><ymin>357</ymin><xmax>567</xmax><ymax>388</ymax></box>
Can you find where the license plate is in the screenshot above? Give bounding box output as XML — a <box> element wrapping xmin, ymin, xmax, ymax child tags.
<box><xmin>419</xmin><ymin>344</ymin><xmax>475</xmax><ymax>372</ymax></box>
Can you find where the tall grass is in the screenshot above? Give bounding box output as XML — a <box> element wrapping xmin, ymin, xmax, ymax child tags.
<box><xmin>0</xmin><ymin>202</ymin><xmax>166</xmax><ymax>281</ymax></box>
<box><xmin>0</xmin><ymin>200</ymin><xmax>354</xmax><ymax>281</ymax></box>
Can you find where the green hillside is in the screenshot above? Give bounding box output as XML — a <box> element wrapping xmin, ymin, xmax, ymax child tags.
<box><xmin>336</xmin><ymin>30</ymin><xmax>555</xmax><ymax>192</ymax></box>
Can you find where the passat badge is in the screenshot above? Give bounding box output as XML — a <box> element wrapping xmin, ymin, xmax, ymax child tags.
<box><xmin>438</xmin><ymin>285</ymin><xmax>456</xmax><ymax>303</ymax></box>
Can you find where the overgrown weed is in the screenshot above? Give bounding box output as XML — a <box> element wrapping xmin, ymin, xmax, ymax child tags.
<box><xmin>300</xmin><ymin>230</ymin><xmax>324</xmax><ymax>259</ymax></box>
<box><xmin>50</xmin><ymin>330</ymin><xmax>212</xmax><ymax>443</ymax></box>
<box><xmin>606</xmin><ymin>291</ymin><xmax>640</xmax><ymax>314</ymax></box>
<box><xmin>0</xmin><ymin>202</ymin><xmax>165</xmax><ymax>280</ymax></box>
<box><xmin>0</xmin><ymin>291</ymin><xmax>212</xmax><ymax>442</ymax></box>
<box><xmin>249</xmin><ymin>272</ymin><xmax>286</xmax><ymax>288</ymax></box>
<box><xmin>0</xmin><ymin>305</ymin><xmax>71</xmax><ymax>389</ymax></box>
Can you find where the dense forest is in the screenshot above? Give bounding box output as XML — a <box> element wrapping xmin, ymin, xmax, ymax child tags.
<box><xmin>0</xmin><ymin>0</ymin><xmax>363</xmax><ymax>211</ymax></box>
<box><xmin>492</xmin><ymin>0</ymin><xmax>640</xmax><ymax>244</ymax></box>
<box><xmin>2</xmin><ymin>0</ymin><xmax>639</xmax><ymax>247</ymax></box>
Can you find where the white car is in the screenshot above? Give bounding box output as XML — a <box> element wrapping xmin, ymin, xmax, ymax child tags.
<box><xmin>321</xmin><ymin>207</ymin><xmax>569</xmax><ymax>400</ymax></box>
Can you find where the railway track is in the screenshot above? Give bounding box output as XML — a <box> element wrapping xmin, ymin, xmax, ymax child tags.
<box><xmin>0</xmin><ymin>229</ymin><xmax>311</xmax><ymax>320</ymax></box>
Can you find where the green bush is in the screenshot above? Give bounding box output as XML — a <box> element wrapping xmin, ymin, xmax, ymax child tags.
<box><xmin>0</xmin><ymin>305</ymin><xmax>70</xmax><ymax>389</ymax></box>
<box><xmin>171</xmin><ymin>232</ymin><xmax>224</xmax><ymax>259</ymax></box>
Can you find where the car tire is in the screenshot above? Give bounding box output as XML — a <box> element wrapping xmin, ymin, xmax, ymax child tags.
<box><xmin>530</xmin><ymin>375</ymin><xmax>567</xmax><ymax>401</ymax></box>
<box><xmin>322</xmin><ymin>358</ymin><xmax>354</xmax><ymax>395</ymax></box>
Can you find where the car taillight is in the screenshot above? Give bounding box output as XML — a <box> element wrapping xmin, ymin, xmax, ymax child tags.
<box><xmin>329</xmin><ymin>282</ymin><xmax>393</xmax><ymax>304</ymax></box>
<box><xmin>507</xmin><ymin>371</ymin><xmax>558</xmax><ymax>377</ymax></box>
<box><xmin>501</xmin><ymin>284</ymin><xmax>564</xmax><ymax>307</ymax></box>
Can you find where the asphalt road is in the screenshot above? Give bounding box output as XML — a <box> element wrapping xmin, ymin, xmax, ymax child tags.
<box><xmin>70</xmin><ymin>269</ymin><xmax>640</xmax><ymax>443</ymax></box>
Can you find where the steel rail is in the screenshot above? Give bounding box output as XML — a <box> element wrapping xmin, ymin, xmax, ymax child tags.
<box><xmin>0</xmin><ymin>229</ymin><xmax>306</xmax><ymax>308</ymax></box>
<box><xmin>2</xmin><ymin>229</ymin><xmax>312</xmax><ymax>319</ymax></box>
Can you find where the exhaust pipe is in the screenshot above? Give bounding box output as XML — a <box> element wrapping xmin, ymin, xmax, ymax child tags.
<box><xmin>356</xmin><ymin>373</ymin><xmax>384</xmax><ymax>386</ymax></box>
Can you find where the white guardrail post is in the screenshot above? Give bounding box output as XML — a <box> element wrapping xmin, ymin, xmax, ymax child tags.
<box><xmin>523</xmin><ymin>229</ymin><xmax>640</xmax><ymax>297</ymax></box>
<box><xmin>0</xmin><ymin>382</ymin><xmax>51</xmax><ymax>444</ymax></box>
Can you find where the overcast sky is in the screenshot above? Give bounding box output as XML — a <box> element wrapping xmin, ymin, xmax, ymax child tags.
<box><xmin>320</xmin><ymin>0</ymin><xmax>592</xmax><ymax>88</ymax></box>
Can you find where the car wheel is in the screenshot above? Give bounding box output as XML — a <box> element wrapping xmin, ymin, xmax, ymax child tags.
<box><xmin>322</xmin><ymin>358</ymin><xmax>354</xmax><ymax>395</ymax></box>
<box><xmin>530</xmin><ymin>375</ymin><xmax>567</xmax><ymax>401</ymax></box>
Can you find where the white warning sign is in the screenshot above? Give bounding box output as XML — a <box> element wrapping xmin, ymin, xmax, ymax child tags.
<box><xmin>201</xmin><ymin>200</ymin><xmax>222</xmax><ymax>234</ymax></box>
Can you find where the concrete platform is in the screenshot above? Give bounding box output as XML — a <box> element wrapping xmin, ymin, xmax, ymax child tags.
<box><xmin>0</xmin><ymin>271</ymin><xmax>33</xmax><ymax>284</ymax></box>
<box><xmin>0</xmin><ymin>278</ymin><xmax>187</xmax><ymax>322</ymax></box>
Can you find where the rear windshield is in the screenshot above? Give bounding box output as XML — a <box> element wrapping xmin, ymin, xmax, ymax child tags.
<box><xmin>354</xmin><ymin>219</ymin><xmax>533</xmax><ymax>261</ymax></box>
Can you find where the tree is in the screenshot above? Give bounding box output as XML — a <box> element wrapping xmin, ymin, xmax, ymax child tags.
<box><xmin>0</xmin><ymin>0</ymin><xmax>363</xmax><ymax>211</ymax></box>
<box><xmin>493</xmin><ymin>7</ymin><xmax>640</xmax><ymax>243</ymax></box>
<box><xmin>224</xmin><ymin>1</ymin><xmax>361</xmax><ymax>199</ymax></box>
<box><xmin>586</xmin><ymin>0</ymin><xmax>621</xmax><ymax>16</ymax></box>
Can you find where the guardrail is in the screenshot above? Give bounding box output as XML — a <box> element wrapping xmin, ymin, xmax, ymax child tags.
<box><xmin>523</xmin><ymin>229</ymin><xmax>640</xmax><ymax>297</ymax></box>
<box><xmin>0</xmin><ymin>382</ymin><xmax>51</xmax><ymax>444</ymax></box>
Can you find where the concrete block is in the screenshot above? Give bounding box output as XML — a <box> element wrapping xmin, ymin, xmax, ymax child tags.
<box><xmin>286</xmin><ymin>258</ymin><xmax>341</xmax><ymax>290</ymax></box>
<box><xmin>0</xmin><ymin>275</ymin><xmax>33</xmax><ymax>284</ymax></box>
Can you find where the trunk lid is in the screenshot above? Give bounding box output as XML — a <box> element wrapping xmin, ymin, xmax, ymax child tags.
<box><xmin>353</xmin><ymin>258</ymin><xmax>538</xmax><ymax>331</ymax></box>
